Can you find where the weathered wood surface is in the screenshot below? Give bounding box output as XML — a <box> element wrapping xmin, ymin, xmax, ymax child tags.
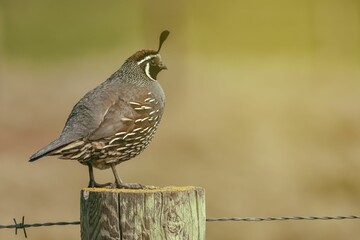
<box><xmin>80</xmin><ymin>186</ymin><xmax>206</xmax><ymax>240</ymax></box>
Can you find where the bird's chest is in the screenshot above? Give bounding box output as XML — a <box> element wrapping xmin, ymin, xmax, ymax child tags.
<box><xmin>118</xmin><ymin>83</ymin><xmax>165</xmax><ymax>137</ymax></box>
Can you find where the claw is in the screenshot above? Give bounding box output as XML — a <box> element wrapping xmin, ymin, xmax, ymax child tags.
<box><xmin>115</xmin><ymin>182</ymin><xmax>146</xmax><ymax>189</ymax></box>
<box><xmin>88</xmin><ymin>180</ymin><xmax>113</xmax><ymax>188</ymax></box>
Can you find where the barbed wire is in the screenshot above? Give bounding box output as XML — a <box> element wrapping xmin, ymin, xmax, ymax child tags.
<box><xmin>0</xmin><ymin>217</ymin><xmax>80</xmax><ymax>238</ymax></box>
<box><xmin>1</xmin><ymin>215</ymin><xmax>359</xmax><ymax>238</ymax></box>
<box><xmin>206</xmin><ymin>215</ymin><xmax>360</xmax><ymax>222</ymax></box>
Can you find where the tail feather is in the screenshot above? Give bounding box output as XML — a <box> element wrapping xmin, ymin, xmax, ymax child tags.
<box><xmin>29</xmin><ymin>138</ymin><xmax>71</xmax><ymax>161</ymax></box>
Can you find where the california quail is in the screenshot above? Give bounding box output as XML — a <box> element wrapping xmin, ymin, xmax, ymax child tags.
<box><xmin>29</xmin><ymin>30</ymin><xmax>170</xmax><ymax>189</ymax></box>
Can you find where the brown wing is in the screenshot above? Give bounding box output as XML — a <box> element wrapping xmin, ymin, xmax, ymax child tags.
<box><xmin>88</xmin><ymin>98</ymin><xmax>135</xmax><ymax>141</ymax></box>
<box><xmin>87</xmin><ymin>95</ymin><xmax>160</xmax><ymax>141</ymax></box>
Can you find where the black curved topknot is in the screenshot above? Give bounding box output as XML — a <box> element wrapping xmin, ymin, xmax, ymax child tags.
<box><xmin>157</xmin><ymin>30</ymin><xmax>170</xmax><ymax>53</ymax></box>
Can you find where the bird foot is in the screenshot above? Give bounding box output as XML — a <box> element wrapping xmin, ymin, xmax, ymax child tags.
<box><xmin>88</xmin><ymin>180</ymin><xmax>113</xmax><ymax>188</ymax></box>
<box><xmin>115</xmin><ymin>182</ymin><xmax>146</xmax><ymax>189</ymax></box>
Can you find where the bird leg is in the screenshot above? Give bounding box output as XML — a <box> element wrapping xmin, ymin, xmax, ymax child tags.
<box><xmin>87</xmin><ymin>163</ymin><xmax>112</xmax><ymax>188</ymax></box>
<box><xmin>110</xmin><ymin>164</ymin><xmax>145</xmax><ymax>189</ymax></box>
<box><xmin>110</xmin><ymin>163</ymin><xmax>123</xmax><ymax>187</ymax></box>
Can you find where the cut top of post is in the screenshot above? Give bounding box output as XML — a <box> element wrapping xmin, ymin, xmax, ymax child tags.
<box><xmin>83</xmin><ymin>185</ymin><xmax>197</xmax><ymax>193</ymax></box>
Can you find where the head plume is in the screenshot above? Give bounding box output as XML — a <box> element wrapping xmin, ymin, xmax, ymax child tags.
<box><xmin>157</xmin><ymin>30</ymin><xmax>170</xmax><ymax>53</ymax></box>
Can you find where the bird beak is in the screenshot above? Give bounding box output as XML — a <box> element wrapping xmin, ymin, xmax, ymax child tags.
<box><xmin>159</xmin><ymin>62</ymin><xmax>167</xmax><ymax>70</ymax></box>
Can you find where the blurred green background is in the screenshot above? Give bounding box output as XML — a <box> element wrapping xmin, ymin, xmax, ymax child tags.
<box><xmin>1</xmin><ymin>0</ymin><xmax>359</xmax><ymax>239</ymax></box>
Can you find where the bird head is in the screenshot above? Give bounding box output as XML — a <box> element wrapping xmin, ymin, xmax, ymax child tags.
<box><xmin>127</xmin><ymin>30</ymin><xmax>169</xmax><ymax>81</ymax></box>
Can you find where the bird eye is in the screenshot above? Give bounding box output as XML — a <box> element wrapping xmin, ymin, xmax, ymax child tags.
<box><xmin>150</xmin><ymin>59</ymin><xmax>156</xmax><ymax>66</ymax></box>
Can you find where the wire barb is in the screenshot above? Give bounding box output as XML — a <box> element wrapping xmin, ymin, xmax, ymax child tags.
<box><xmin>13</xmin><ymin>216</ymin><xmax>27</xmax><ymax>238</ymax></box>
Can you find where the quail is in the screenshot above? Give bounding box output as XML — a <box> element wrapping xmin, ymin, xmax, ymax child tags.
<box><xmin>29</xmin><ymin>30</ymin><xmax>170</xmax><ymax>189</ymax></box>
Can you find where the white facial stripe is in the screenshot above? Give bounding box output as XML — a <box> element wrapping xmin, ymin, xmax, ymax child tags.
<box><xmin>145</xmin><ymin>63</ymin><xmax>156</xmax><ymax>81</ymax></box>
<box><xmin>137</xmin><ymin>54</ymin><xmax>159</xmax><ymax>65</ymax></box>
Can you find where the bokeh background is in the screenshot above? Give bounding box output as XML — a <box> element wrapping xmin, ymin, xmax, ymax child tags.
<box><xmin>1</xmin><ymin>0</ymin><xmax>360</xmax><ymax>239</ymax></box>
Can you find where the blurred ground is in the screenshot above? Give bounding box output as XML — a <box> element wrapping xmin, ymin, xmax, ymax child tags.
<box><xmin>0</xmin><ymin>0</ymin><xmax>360</xmax><ymax>239</ymax></box>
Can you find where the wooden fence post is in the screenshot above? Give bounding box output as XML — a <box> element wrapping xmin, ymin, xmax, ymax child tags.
<box><xmin>80</xmin><ymin>186</ymin><xmax>206</xmax><ymax>240</ymax></box>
